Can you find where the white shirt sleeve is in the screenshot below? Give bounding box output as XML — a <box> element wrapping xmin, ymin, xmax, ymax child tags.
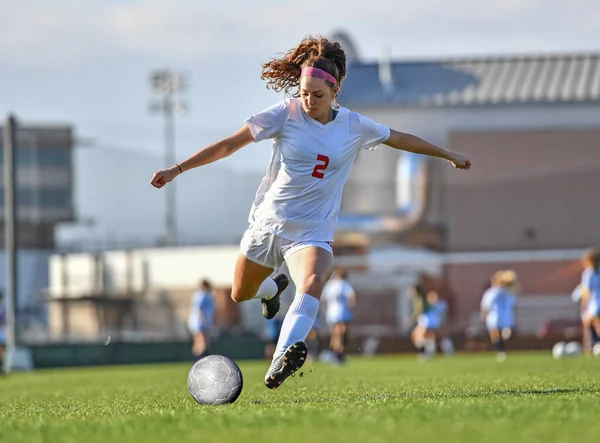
<box><xmin>571</xmin><ymin>284</ymin><xmax>582</xmax><ymax>303</ymax></box>
<box><xmin>245</xmin><ymin>100</ymin><xmax>291</xmax><ymax>142</ymax></box>
<box><xmin>581</xmin><ymin>268</ymin><xmax>593</xmax><ymax>290</ymax></box>
<box><xmin>481</xmin><ymin>290</ymin><xmax>493</xmax><ymax>310</ymax></box>
<box><xmin>358</xmin><ymin>114</ymin><xmax>391</xmax><ymax>151</ymax></box>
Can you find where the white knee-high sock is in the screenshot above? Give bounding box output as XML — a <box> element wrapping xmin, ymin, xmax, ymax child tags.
<box><xmin>273</xmin><ymin>293</ymin><xmax>319</xmax><ymax>359</ymax></box>
<box><xmin>253</xmin><ymin>277</ymin><xmax>278</xmax><ymax>300</ymax></box>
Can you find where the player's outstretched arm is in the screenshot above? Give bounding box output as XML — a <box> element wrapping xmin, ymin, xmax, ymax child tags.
<box><xmin>150</xmin><ymin>125</ymin><xmax>254</xmax><ymax>189</ymax></box>
<box><xmin>384</xmin><ymin>129</ymin><xmax>472</xmax><ymax>170</ymax></box>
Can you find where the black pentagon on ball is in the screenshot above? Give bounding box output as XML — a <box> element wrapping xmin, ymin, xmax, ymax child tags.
<box><xmin>187</xmin><ymin>355</ymin><xmax>243</xmax><ymax>405</ymax></box>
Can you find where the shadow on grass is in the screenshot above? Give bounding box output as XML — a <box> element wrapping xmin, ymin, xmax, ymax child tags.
<box><xmin>255</xmin><ymin>386</ymin><xmax>599</xmax><ymax>405</ymax></box>
<box><xmin>431</xmin><ymin>386</ymin><xmax>598</xmax><ymax>399</ymax></box>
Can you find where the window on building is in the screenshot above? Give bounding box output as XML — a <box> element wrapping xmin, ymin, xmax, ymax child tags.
<box><xmin>0</xmin><ymin>147</ymin><xmax>71</xmax><ymax>167</ymax></box>
<box><xmin>0</xmin><ymin>188</ymin><xmax>72</xmax><ymax>208</ymax></box>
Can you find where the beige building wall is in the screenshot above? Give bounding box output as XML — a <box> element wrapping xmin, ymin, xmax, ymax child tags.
<box><xmin>447</xmin><ymin>128</ymin><xmax>600</xmax><ymax>252</ymax></box>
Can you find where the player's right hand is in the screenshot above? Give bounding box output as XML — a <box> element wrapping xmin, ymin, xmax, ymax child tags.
<box><xmin>150</xmin><ymin>167</ymin><xmax>179</xmax><ymax>189</ymax></box>
<box><xmin>448</xmin><ymin>152</ymin><xmax>472</xmax><ymax>170</ymax></box>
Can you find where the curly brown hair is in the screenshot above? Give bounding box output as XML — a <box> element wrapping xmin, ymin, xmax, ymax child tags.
<box><xmin>261</xmin><ymin>36</ymin><xmax>347</xmax><ymax>97</ymax></box>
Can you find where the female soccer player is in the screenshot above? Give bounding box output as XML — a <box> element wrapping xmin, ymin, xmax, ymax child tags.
<box><xmin>151</xmin><ymin>36</ymin><xmax>471</xmax><ymax>389</ymax></box>
<box><xmin>322</xmin><ymin>269</ymin><xmax>356</xmax><ymax>363</ymax></box>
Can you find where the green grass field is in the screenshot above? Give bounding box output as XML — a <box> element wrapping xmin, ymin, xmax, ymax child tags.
<box><xmin>1</xmin><ymin>352</ymin><xmax>599</xmax><ymax>443</ymax></box>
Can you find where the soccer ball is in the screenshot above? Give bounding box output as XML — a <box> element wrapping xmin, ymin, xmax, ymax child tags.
<box><xmin>187</xmin><ymin>355</ymin><xmax>243</xmax><ymax>405</ymax></box>
<box><xmin>552</xmin><ymin>341</ymin><xmax>566</xmax><ymax>359</ymax></box>
<box><xmin>564</xmin><ymin>341</ymin><xmax>582</xmax><ymax>357</ymax></box>
<box><xmin>592</xmin><ymin>343</ymin><xmax>600</xmax><ymax>358</ymax></box>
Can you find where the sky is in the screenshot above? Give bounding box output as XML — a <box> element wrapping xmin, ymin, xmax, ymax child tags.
<box><xmin>1</xmin><ymin>0</ymin><xmax>599</xmax><ymax>245</ymax></box>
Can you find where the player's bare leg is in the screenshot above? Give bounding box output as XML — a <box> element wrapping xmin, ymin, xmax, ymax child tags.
<box><xmin>412</xmin><ymin>325</ymin><xmax>427</xmax><ymax>356</ymax></box>
<box><xmin>330</xmin><ymin>324</ymin><xmax>341</xmax><ymax>354</ymax></box>
<box><xmin>423</xmin><ymin>329</ymin><xmax>437</xmax><ymax>358</ymax></box>
<box><xmin>332</xmin><ymin>322</ymin><xmax>349</xmax><ymax>363</ymax></box>
<box><xmin>230</xmin><ymin>254</ymin><xmax>289</xmax><ymax>319</ymax></box>
<box><xmin>192</xmin><ymin>332</ymin><xmax>209</xmax><ymax>359</ymax></box>
<box><xmin>231</xmin><ymin>254</ymin><xmax>275</xmax><ymax>302</ymax></box>
<box><xmin>489</xmin><ymin>328</ymin><xmax>506</xmax><ymax>361</ymax></box>
<box><xmin>264</xmin><ymin>246</ymin><xmax>333</xmax><ymax>389</ymax></box>
<box><xmin>582</xmin><ymin>318</ymin><xmax>591</xmax><ymax>355</ymax></box>
<box><xmin>591</xmin><ymin>316</ymin><xmax>600</xmax><ymax>339</ymax></box>
<box><xmin>305</xmin><ymin>327</ymin><xmax>320</xmax><ymax>361</ymax></box>
<box><xmin>329</xmin><ymin>323</ymin><xmax>347</xmax><ymax>362</ymax></box>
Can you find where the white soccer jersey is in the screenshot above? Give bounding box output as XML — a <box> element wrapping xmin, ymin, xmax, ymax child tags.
<box><xmin>245</xmin><ymin>98</ymin><xmax>390</xmax><ymax>242</ymax></box>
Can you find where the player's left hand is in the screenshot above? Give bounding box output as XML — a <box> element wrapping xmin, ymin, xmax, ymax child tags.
<box><xmin>150</xmin><ymin>166</ymin><xmax>179</xmax><ymax>189</ymax></box>
<box><xmin>448</xmin><ymin>152</ymin><xmax>471</xmax><ymax>170</ymax></box>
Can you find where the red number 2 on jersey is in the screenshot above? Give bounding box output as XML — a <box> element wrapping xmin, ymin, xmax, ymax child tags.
<box><xmin>311</xmin><ymin>154</ymin><xmax>330</xmax><ymax>179</ymax></box>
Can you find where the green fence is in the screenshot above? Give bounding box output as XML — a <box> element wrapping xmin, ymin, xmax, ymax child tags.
<box><xmin>29</xmin><ymin>336</ymin><xmax>266</xmax><ymax>369</ymax></box>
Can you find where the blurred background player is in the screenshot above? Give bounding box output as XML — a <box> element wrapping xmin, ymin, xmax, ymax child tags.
<box><xmin>321</xmin><ymin>269</ymin><xmax>356</xmax><ymax>364</ymax></box>
<box><xmin>480</xmin><ymin>270</ymin><xmax>517</xmax><ymax>361</ymax></box>
<box><xmin>571</xmin><ymin>283</ymin><xmax>599</xmax><ymax>354</ymax></box>
<box><xmin>263</xmin><ymin>315</ymin><xmax>284</xmax><ymax>360</ymax></box>
<box><xmin>578</xmin><ymin>248</ymin><xmax>600</xmax><ymax>353</ymax></box>
<box><xmin>499</xmin><ymin>270</ymin><xmax>518</xmax><ymax>342</ymax></box>
<box><xmin>410</xmin><ymin>283</ymin><xmax>429</xmax><ymax>322</ymax></box>
<box><xmin>436</xmin><ymin>295</ymin><xmax>454</xmax><ymax>356</ymax></box>
<box><xmin>0</xmin><ymin>293</ymin><xmax>4</xmax><ymax>374</ymax></box>
<box><xmin>411</xmin><ymin>290</ymin><xmax>448</xmax><ymax>359</ymax></box>
<box><xmin>306</xmin><ymin>314</ymin><xmax>321</xmax><ymax>362</ymax></box>
<box><xmin>187</xmin><ymin>279</ymin><xmax>216</xmax><ymax>360</ymax></box>
<box><xmin>409</xmin><ymin>283</ymin><xmax>428</xmax><ymax>357</ymax></box>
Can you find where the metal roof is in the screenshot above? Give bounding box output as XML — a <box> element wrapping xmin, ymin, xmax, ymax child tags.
<box><xmin>338</xmin><ymin>53</ymin><xmax>600</xmax><ymax>107</ymax></box>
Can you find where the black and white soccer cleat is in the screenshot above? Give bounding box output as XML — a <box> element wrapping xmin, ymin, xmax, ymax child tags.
<box><xmin>264</xmin><ymin>341</ymin><xmax>308</xmax><ymax>390</ymax></box>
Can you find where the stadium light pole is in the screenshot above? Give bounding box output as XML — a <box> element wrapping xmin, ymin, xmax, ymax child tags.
<box><xmin>148</xmin><ymin>70</ymin><xmax>188</xmax><ymax>246</ymax></box>
<box><xmin>3</xmin><ymin>114</ymin><xmax>18</xmax><ymax>373</ymax></box>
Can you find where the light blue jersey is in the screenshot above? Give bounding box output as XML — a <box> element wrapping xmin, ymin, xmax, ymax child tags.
<box><xmin>571</xmin><ymin>284</ymin><xmax>583</xmax><ymax>303</ymax></box>
<box><xmin>322</xmin><ymin>278</ymin><xmax>355</xmax><ymax>325</ymax></box>
<box><xmin>418</xmin><ymin>300</ymin><xmax>448</xmax><ymax>331</ymax></box>
<box><xmin>504</xmin><ymin>292</ymin><xmax>516</xmax><ymax>328</ymax></box>
<box><xmin>581</xmin><ymin>268</ymin><xmax>600</xmax><ymax>317</ymax></box>
<box><xmin>481</xmin><ymin>287</ymin><xmax>515</xmax><ymax>330</ymax></box>
<box><xmin>187</xmin><ymin>290</ymin><xmax>216</xmax><ymax>333</ymax></box>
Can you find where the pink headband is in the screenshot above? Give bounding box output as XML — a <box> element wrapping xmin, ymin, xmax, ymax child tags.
<box><xmin>301</xmin><ymin>67</ymin><xmax>337</xmax><ymax>85</ymax></box>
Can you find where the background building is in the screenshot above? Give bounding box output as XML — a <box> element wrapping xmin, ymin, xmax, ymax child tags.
<box><xmin>25</xmin><ymin>38</ymin><xmax>600</xmax><ymax>352</ymax></box>
<box><xmin>0</xmin><ymin>125</ymin><xmax>75</xmax><ymax>248</ymax></box>
<box><xmin>337</xmin><ymin>43</ymin><xmax>600</xmax><ymax>334</ymax></box>
<box><xmin>0</xmin><ymin>124</ymin><xmax>76</xmax><ymax>339</ymax></box>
